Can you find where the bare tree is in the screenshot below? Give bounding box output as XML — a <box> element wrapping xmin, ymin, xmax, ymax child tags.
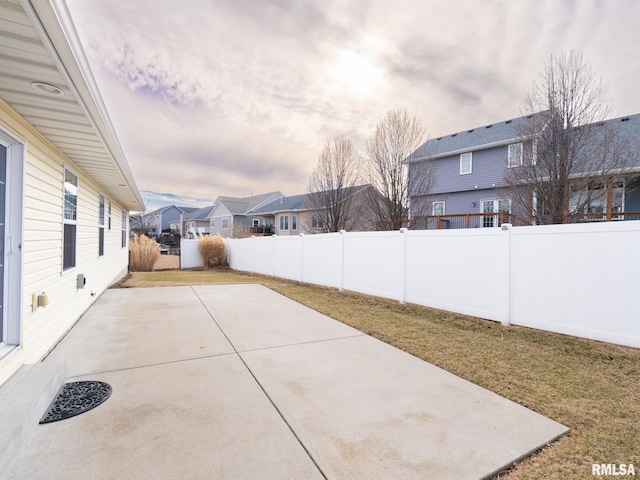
<box><xmin>307</xmin><ymin>136</ymin><xmax>362</xmax><ymax>232</ymax></box>
<box><xmin>365</xmin><ymin>108</ymin><xmax>433</xmax><ymax>230</ymax></box>
<box><xmin>505</xmin><ymin>50</ymin><xmax>637</xmax><ymax>224</ymax></box>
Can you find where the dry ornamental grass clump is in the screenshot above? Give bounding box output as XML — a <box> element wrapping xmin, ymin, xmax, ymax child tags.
<box><xmin>129</xmin><ymin>233</ymin><xmax>160</xmax><ymax>272</ymax></box>
<box><xmin>198</xmin><ymin>235</ymin><xmax>227</xmax><ymax>269</ymax></box>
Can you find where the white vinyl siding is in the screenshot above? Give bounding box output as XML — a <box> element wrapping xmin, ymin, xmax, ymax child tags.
<box><xmin>0</xmin><ymin>102</ymin><xmax>131</xmax><ymax>386</ymax></box>
<box><xmin>460</xmin><ymin>152</ymin><xmax>472</xmax><ymax>175</ymax></box>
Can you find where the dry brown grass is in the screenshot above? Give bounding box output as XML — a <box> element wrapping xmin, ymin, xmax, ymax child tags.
<box><xmin>198</xmin><ymin>235</ymin><xmax>227</xmax><ymax>268</ymax></box>
<box><xmin>113</xmin><ymin>270</ymin><xmax>640</xmax><ymax>479</ymax></box>
<box><xmin>128</xmin><ymin>233</ymin><xmax>160</xmax><ymax>272</ymax></box>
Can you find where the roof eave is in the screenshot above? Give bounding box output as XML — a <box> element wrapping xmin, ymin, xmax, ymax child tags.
<box><xmin>24</xmin><ymin>0</ymin><xmax>144</xmax><ymax>212</ymax></box>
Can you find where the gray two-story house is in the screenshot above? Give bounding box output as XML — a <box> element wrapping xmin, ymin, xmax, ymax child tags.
<box><xmin>406</xmin><ymin>112</ymin><xmax>640</xmax><ymax>228</ymax></box>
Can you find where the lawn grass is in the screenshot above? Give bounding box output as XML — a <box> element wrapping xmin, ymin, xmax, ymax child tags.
<box><xmin>114</xmin><ymin>269</ymin><xmax>640</xmax><ymax>479</ymax></box>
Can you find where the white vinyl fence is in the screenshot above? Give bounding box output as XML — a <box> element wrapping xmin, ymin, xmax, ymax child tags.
<box><xmin>189</xmin><ymin>222</ymin><xmax>640</xmax><ymax>348</ymax></box>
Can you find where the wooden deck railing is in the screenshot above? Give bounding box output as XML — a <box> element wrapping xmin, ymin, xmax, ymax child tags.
<box><xmin>411</xmin><ymin>211</ymin><xmax>640</xmax><ymax>230</ymax></box>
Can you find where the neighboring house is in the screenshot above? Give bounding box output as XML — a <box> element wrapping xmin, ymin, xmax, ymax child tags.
<box><xmin>170</xmin><ymin>205</ymin><xmax>215</xmax><ymax>238</ymax></box>
<box><xmin>0</xmin><ymin>0</ymin><xmax>143</xmax><ymax>387</ymax></box>
<box><xmin>250</xmin><ymin>185</ymin><xmax>378</xmax><ymax>235</ymax></box>
<box><xmin>207</xmin><ymin>192</ymin><xmax>283</xmax><ymax>238</ymax></box>
<box><xmin>405</xmin><ymin>112</ymin><xmax>640</xmax><ymax>228</ymax></box>
<box><xmin>132</xmin><ymin>205</ymin><xmax>197</xmax><ymax>237</ymax></box>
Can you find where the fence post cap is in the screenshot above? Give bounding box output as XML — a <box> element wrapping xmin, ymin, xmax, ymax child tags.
<box><xmin>399</xmin><ymin>227</ymin><xmax>408</xmax><ymax>233</ymax></box>
<box><xmin>339</xmin><ymin>230</ymin><xmax>346</xmax><ymax>234</ymax></box>
<box><xmin>501</xmin><ymin>223</ymin><xmax>512</xmax><ymax>231</ymax></box>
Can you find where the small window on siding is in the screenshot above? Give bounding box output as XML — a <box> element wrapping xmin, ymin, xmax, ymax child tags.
<box><xmin>311</xmin><ymin>213</ymin><xmax>324</xmax><ymax>230</ymax></box>
<box><xmin>63</xmin><ymin>168</ymin><xmax>78</xmax><ymax>270</ymax></box>
<box><xmin>253</xmin><ymin>218</ymin><xmax>259</xmax><ymax>227</ymax></box>
<box><xmin>98</xmin><ymin>194</ymin><xmax>105</xmax><ymax>256</ymax></box>
<box><xmin>121</xmin><ymin>210</ymin><xmax>127</xmax><ymax>248</ymax></box>
<box><xmin>107</xmin><ymin>199</ymin><xmax>112</xmax><ymax>229</ymax></box>
<box><xmin>222</xmin><ymin>218</ymin><xmax>229</xmax><ymax>229</ymax></box>
<box><xmin>432</xmin><ymin>201</ymin><xmax>445</xmax><ymax>216</ymax></box>
<box><xmin>279</xmin><ymin>215</ymin><xmax>289</xmax><ymax>231</ymax></box>
<box><xmin>508</xmin><ymin>143</ymin><xmax>523</xmax><ymax>167</ymax></box>
<box><xmin>292</xmin><ymin>215</ymin><xmax>297</xmax><ymax>231</ymax></box>
<box><xmin>460</xmin><ymin>152</ymin><xmax>472</xmax><ymax>175</ymax></box>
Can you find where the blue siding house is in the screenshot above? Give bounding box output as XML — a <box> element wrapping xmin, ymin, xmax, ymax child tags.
<box><xmin>406</xmin><ymin>112</ymin><xmax>640</xmax><ymax>228</ymax></box>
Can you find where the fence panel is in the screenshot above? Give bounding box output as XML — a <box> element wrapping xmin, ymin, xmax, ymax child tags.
<box><xmin>301</xmin><ymin>233</ymin><xmax>342</xmax><ymax>288</ymax></box>
<box><xmin>252</xmin><ymin>236</ymin><xmax>275</xmax><ymax>276</ymax></box>
<box><xmin>509</xmin><ymin>222</ymin><xmax>640</xmax><ymax>346</ymax></box>
<box><xmin>180</xmin><ymin>239</ymin><xmax>202</xmax><ymax>269</ymax></box>
<box><xmin>404</xmin><ymin>229</ymin><xmax>507</xmax><ymax>321</ymax></box>
<box><xmin>222</xmin><ymin>222</ymin><xmax>640</xmax><ymax>348</ymax></box>
<box><xmin>274</xmin><ymin>235</ymin><xmax>303</xmax><ymax>281</ymax></box>
<box><xmin>342</xmin><ymin>231</ymin><xmax>404</xmax><ymax>301</ymax></box>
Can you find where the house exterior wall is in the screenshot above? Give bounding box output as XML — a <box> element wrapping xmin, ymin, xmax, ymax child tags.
<box><xmin>626</xmin><ymin>177</ymin><xmax>640</xmax><ymax>212</ymax></box>
<box><xmin>422</xmin><ymin>144</ymin><xmax>511</xmax><ymax>196</ymax></box>
<box><xmin>0</xmin><ymin>102</ymin><xmax>130</xmax><ymax>385</ymax></box>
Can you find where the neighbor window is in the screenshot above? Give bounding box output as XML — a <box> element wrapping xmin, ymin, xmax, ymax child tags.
<box><xmin>63</xmin><ymin>168</ymin><xmax>78</xmax><ymax>270</ymax></box>
<box><xmin>460</xmin><ymin>152</ymin><xmax>472</xmax><ymax>175</ymax></box>
<box><xmin>280</xmin><ymin>215</ymin><xmax>289</xmax><ymax>231</ymax></box>
<box><xmin>98</xmin><ymin>194</ymin><xmax>105</xmax><ymax>256</ymax></box>
<box><xmin>121</xmin><ymin>210</ymin><xmax>127</xmax><ymax>248</ymax></box>
<box><xmin>311</xmin><ymin>213</ymin><xmax>324</xmax><ymax>230</ymax></box>
<box><xmin>210</xmin><ymin>219</ymin><xmax>215</xmax><ymax>228</ymax></box>
<box><xmin>292</xmin><ymin>215</ymin><xmax>297</xmax><ymax>231</ymax></box>
<box><xmin>107</xmin><ymin>199</ymin><xmax>112</xmax><ymax>229</ymax></box>
<box><xmin>508</xmin><ymin>143</ymin><xmax>523</xmax><ymax>167</ymax></box>
<box><xmin>253</xmin><ymin>218</ymin><xmax>260</xmax><ymax>227</ymax></box>
<box><xmin>222</xmin><ymin>218</ymin><xmax>229</xmax><ymax>229</ymax></box>
<box><xmin>432</xmin><ymin>201</ymin><xmax>445</xmax><ymax>216</ymax></box>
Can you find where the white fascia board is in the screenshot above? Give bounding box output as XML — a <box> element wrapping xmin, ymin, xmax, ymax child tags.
<box><xmin>23</xmin><ymin>0</ymin><xmax>144</xmax><ymax>211</ymax></box>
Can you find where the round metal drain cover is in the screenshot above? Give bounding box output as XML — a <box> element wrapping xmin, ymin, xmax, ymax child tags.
<box><xmin>40</xmin><ymin>381</ymin><xmax>112</xmax><ymax>424</ymax></box>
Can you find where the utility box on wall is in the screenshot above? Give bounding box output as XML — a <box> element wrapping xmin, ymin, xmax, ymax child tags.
<box><xmin>77</xmin><ymin>274</ymin><xmax>86</xmax><ymax>289</ymax></box>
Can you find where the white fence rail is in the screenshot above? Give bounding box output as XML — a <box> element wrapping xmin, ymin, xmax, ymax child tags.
<box><xmin>220</xmin><ymin>222</ymin><xmax>640</xmax><ymax>348</ymax></box>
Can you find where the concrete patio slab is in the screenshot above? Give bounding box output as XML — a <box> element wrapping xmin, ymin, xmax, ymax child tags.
<box><xmin>6</xmin><ymin>284</ymin><xmax>568</xmax><ymax>479</ymax></box>
<box><xmin>193</xmin><ymin>284</ymin><xmax>363</xmax><ymax>352</ymax></box>
<box><xmin>45</xmin><ymin>286</ymin><xmax>235</xmax><ymax>377</ymax></box>
<box><xmin>7</xmin><ymin>355</ymin><xmax>323</xmax><ymax>480</ymax></box>
<box><xmin>242</xmin><ymin>335</ymin><xmax>567</xmax><ymax>479</ymax></box>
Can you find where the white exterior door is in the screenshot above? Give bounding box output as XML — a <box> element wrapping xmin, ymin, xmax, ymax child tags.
<box><xmin>0</xmin><ymin>145</ymin><xmax>5</xmax><ymax>343</ymax></box>
<box><xmin>481</xmin><ymin>199</ymin><xmax>510</xmax><ymax>228</ymax></box>
<box><xmin>0</xmin><ymin>134</ymin><xmax>23</xmax><ymax>355</ymax></box>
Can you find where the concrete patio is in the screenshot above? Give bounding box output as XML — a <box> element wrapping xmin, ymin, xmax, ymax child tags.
<box><xmin>5</xmin><ymin>284</ymin><xmax>568</xmax><ymax>479</ymax></box>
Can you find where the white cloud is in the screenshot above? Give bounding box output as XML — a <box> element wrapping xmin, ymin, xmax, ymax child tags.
<box><xmin>67</xmin><ymin>0</ymin><xmax>640</xmax><ymax>208</ymax></box>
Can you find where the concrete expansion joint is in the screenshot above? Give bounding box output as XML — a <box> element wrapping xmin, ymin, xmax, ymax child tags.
<box><xmin>236</xmin><ymin>333</ymin><xmax>366</xmax><ymax>354</ymax></box>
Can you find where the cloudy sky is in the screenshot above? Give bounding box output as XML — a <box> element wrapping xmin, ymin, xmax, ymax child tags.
<box><xmin>66</xmin><ymin>0</ymin><xmax>640</xmax><ymax>212</ymax></box>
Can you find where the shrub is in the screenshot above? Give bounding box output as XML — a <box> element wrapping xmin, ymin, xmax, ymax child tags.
<box><xmin>198</xmin><ymin>235</ymin><xmax>227</xmax><ymax>269</ymax></box>
<box><xmin>129</xmin><ymin>233</ymin><xmax>160</xmax><ymax>272</ymax></box>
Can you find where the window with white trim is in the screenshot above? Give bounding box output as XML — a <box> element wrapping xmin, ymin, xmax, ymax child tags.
<box><xmin>311</xmin><ymin>213</ymin><xmax>324</xmax><ymax>230</ymax></box>
<box><xmin>63</xmin><ymin>168</ymin><xmax>78</xmax><ymax>270</ymax></box>
<box><xmin>432</xmin><ymin>201</ymin><xmax>445</xmax><ymax>216</ymax></box>
<box><xmin>252</xmin><ymin>218</ymin><xmax>259</xmax><ymax>227</ymax></box>
<box><xmin>107</xmin><ymin>199</ymin><xmax>112</xmax><ymax>230</ymax></box>
<box><xmin>279</xmin><ymin>215</ymin><xmax>289</xmax><ymax>231</ymax></box>
<box><xmin>508</xmin><ymin>143</ymin><xmax>523</xmax><ymax>167</ymax></box>
<box><xmin>292</xmin><ymin>215</ymin><xmax>297</xmax><ymax>231</ymax></box>
<box><xmin>98</xmin><ymin>193</ymin><xmax>105</xmax><ymax>256</ymax></box>
<box><xmin>121</xmin><ymin>210</ymin><xmax>127</xmax><ymax>248</ymax></box>
<box><xmin>460</xmin><ymin>152</ymin><xmax>472</xmax><ymax>175</ymax></box>
<box><xmin>222</xmin><ymin>218</ymin><xmax>229</xmax><ymax>229</ymax></box>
